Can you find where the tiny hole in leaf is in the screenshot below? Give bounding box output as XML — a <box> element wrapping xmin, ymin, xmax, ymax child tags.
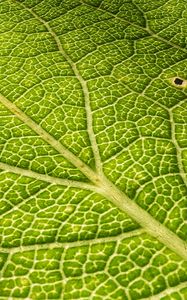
<box><xmin>174</xmin><ymin>78</ymin><xmax>183</xmax><ymax>85</ymax></box>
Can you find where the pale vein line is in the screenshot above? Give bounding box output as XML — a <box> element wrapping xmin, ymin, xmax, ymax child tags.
<box><xmin>142</xmin><ymin>281</ymin><xmax>187</xmax><ymax>300</ymax></box>
<box><xmin>169</xmin><ymin>109</ymin><xmax>187</xmax><ymax>187</ymax></box>
<box><xmin>0</xmin><ymin>94</ymin><xmax>100</xmax><ymax>185</ymax></box>
<box><xmin>81</xmin><ymin>1</ymin><xmax>187</xmax><ymax>54</ymax></box>
<box><xmin>0</xmin><ymin>162</ymin><xmax>99</xmax><ymax>193</ymax></box>
<box><xmin>100</xmin><ymin>176</ymin><xmax>187</xmax><ymax>261</ymax></box>
<box><xmin>19</xmin><ymin>2</ymin><xmax>103</xmax><ymax>175</ymax></box>
<box><xmin>0</xmin><ymin>229</ymin><xmax>144</xmax><ymax>253</ymax></box>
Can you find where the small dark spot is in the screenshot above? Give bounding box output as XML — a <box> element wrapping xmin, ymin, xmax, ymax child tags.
<box><xmin>174</xmin><ymin>78</ymin><xmax>183</xmax><ymax>85</ymax></box>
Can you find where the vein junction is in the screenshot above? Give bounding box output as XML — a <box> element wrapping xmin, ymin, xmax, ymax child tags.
<box><xmin>1</xmin><ymin>92</ymin><xmax>187</xmax><ymax>261</ymax></box>
<box><xmin>22</xmin><ymin>3</ymin><xmax>103</xmax><ymax>175</ymax></box>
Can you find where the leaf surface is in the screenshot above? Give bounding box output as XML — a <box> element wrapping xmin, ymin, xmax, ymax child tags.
<box><xmin>0</xmin><ymin>0</ymin><xmax>187</xmax><ymax>299</ymax></box>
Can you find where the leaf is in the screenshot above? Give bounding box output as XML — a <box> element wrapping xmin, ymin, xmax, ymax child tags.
<box><xmin>0</xmin><ymin>0</ymin><xmax>187</xmax><ymax>299</ymax></box>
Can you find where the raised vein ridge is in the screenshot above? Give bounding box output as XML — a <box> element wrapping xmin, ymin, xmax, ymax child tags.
<box><xmin>19</xmin><ymin>1</ymin><xmax>103</xmax><ymax>175</ymax></box>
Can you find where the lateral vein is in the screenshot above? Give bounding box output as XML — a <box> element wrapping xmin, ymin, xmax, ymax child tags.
<box><xmin>0</xmin><ymin>162</ymin><xmax>98</xmax><ymax>192</ymax></box>
<box><xmin>0</xmin><ymin>229</ymin><xmax>144</xmax><ymax>253</ymax></box>
<box><xmin>169</xmin><ymin>109</ymin><xmax>187</xmax><ymax>187</ymax></box>
<box><xmin>142</xmin><ymin>281</ymin><xmax>187</xmax><ymax>300</ymax></box>
<box><xmin>19</xmin><ymin>2</ymin><xmax>103</xmax><ymax>175</ymax></box>
<box><xmin>0</xmin><ymin>94</ymin><xmax>100</xmax><ymax>185</ymax></box>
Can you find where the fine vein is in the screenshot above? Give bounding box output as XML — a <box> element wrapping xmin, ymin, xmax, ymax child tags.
<box><xmin>81</xmin><ymin>1</ymin><xmax>187</xmax><ymax>54</ymax></box>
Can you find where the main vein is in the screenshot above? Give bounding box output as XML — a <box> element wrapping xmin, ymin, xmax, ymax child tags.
<box><xmin>100</xmin><ymin>177</ymin><xmax>187</xmax><ymax>261</ymax></box>
<box><xmin>20</xmin><ymin>2</ymin><xmax>103</xmax><ymax>175</ymax></box>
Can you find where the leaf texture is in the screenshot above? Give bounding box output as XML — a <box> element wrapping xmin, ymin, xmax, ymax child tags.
<box><xmin>0</xmin><ymin>0</ymin><xmax>187</xmax><ymax>299</ymax></box>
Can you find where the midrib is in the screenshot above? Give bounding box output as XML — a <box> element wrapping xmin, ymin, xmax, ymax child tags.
<box><xmin>0</xmin><ymin>92</ymin><xmax>187</xmax><ymax>260</ymax></box>
<box><xmin>99</xmin><ymin>177</ymin><xmax>187</xmax><ymax>261</ymax></box>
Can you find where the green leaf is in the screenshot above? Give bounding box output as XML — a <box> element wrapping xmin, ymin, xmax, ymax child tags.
<box><xmin>0</xmin><ymin>0</ymin><xmax>187</xmax><ymax>299</ymax></box>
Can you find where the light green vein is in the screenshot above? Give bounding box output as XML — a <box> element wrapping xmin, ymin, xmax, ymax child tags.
<box><xmin>169</xmin><ymin>109</ymin><xmax>187</xmax><ymax>187</ymax></box>
<box><xmin>0</xmin><ymin>162</ymin><xmax>98</xmax><ymax>193</ymax></box>
<box><xmin>18</xmin><ymin>1</ymin><xmax>103</xmax><ymax>175</ymax></box>
<box><xmin>142</xmin><ymin>281</ymin><xmax>187</xmax><ymax>300</ymax></box>
<box><xmin>0</xmin><ymin>93</ymin><xmax>101</xmax><ymax>185</ymax></box>
<box><xmin>0</xmin><ymin>228</ymin><xmax>144</xmax><ymax>253</ymax></box>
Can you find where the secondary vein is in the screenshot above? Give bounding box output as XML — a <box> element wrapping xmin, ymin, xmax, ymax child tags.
<box><xmin>19</xmin><ymin>2</ymin><xmax>103</xmax><ymax>175</ymax></box>
<box><xmin>0</xmin><ymin>93</ymin><xmax>100</xmax><ymax>185</ymax></box>
<box><xmin>0</xmin><ymin>229</ymin><xmax>144</xmax><ymax>253</ymax></box>
<box><xmin>169</xmin><ymin>109</ymin><xmax>187</xmax><ymax>187</ymax></box>
<box><xmin>0</xmin><ymin>162</ymin><xmax>98</xmax><ymax>192</ymax></box>
<box><xmin>142</xmin><ymin>281</ymin><xmax>187</xmax><ymax>300</ymax></box>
